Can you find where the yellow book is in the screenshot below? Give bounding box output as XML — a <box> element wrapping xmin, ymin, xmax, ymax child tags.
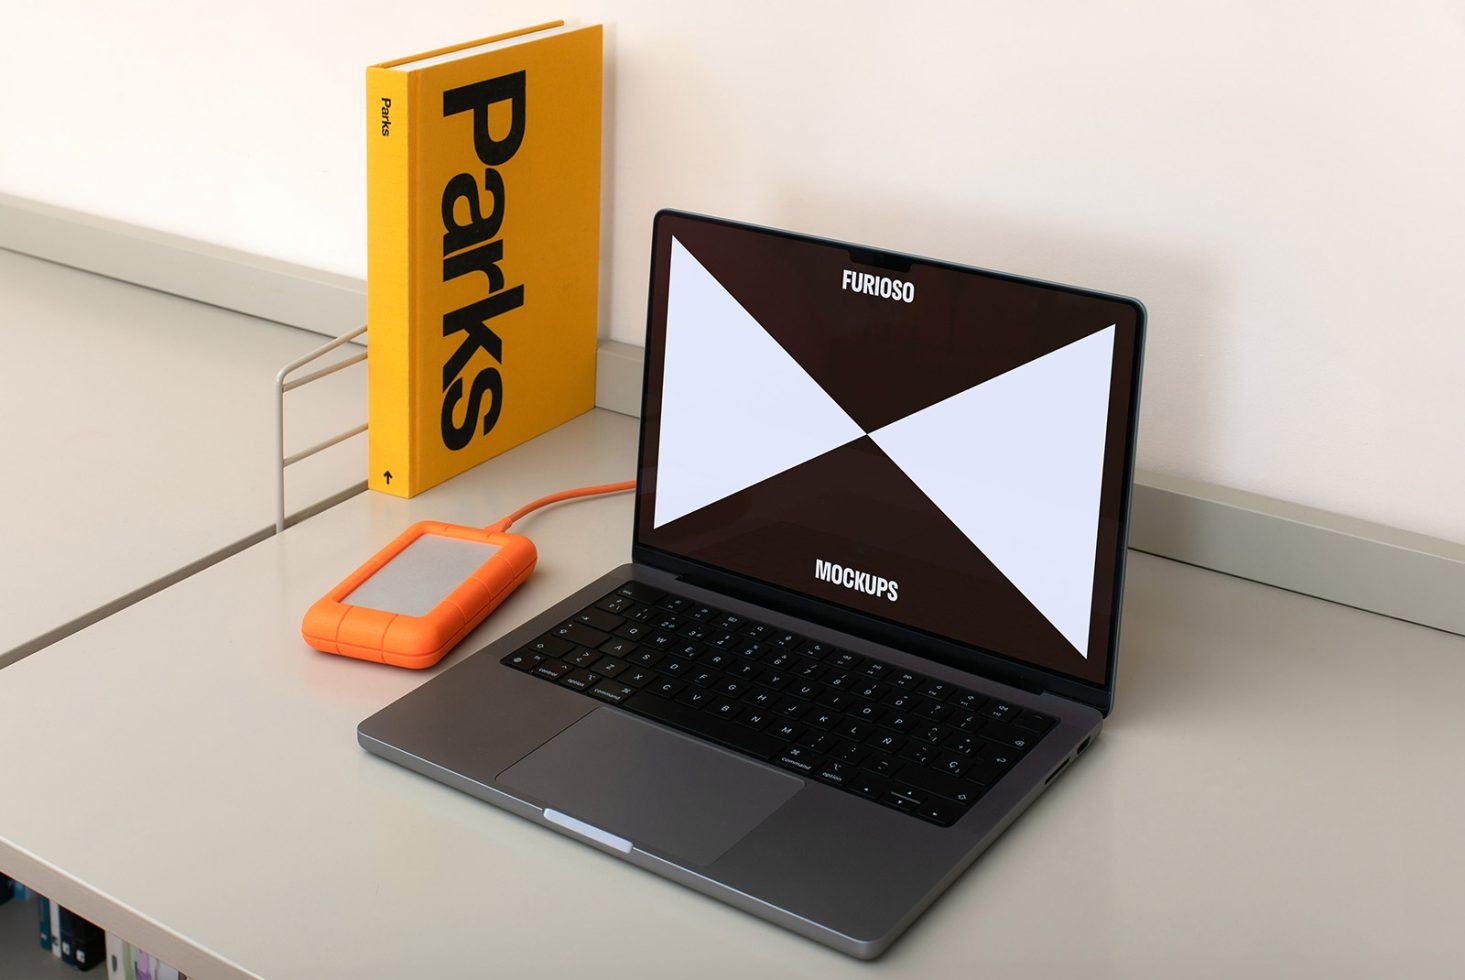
<box><xmin>366</xmin><ymin>22</ymin><xmax>602</xmax><ymax>497</ymax></box>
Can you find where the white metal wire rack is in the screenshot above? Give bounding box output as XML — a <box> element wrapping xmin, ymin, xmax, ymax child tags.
<box><xmin>274</xmin><ymin>325</ymin><xmax>368</xmax><ymax>533</ymax></box>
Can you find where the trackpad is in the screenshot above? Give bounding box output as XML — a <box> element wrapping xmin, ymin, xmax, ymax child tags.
<box><xmin>498</xmin><ymin>709</ymin><xmax>802</xmax><ymax>867</ymax></box>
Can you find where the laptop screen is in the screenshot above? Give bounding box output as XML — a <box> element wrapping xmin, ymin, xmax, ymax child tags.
<box><xmin>634</xmin><ymin>212</ymin><xmax>1144</xmax><ymax>689</ymax></box>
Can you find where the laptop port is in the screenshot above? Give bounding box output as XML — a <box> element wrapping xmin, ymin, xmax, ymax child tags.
<box><xmin>1044</xmin><ymin>757</ymin><xmax>1072</xmax><ymax>785</ymax></box>
<box><xmin>1077</xmin><ymin>736</ymin><xmax>1092</xmax><ymax>755</ymax></box>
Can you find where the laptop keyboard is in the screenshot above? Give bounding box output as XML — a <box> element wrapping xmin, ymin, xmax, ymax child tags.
<box><xmin>500</xmin><ymin>581</ymin><xmax>1054</xmax><ymax>827</ymax></box>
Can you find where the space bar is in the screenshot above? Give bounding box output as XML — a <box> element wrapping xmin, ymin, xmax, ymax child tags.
<box><xmin>623</xmin><ymin>693</ymin><xmax>782</xmax><ymax>762</ymax></box>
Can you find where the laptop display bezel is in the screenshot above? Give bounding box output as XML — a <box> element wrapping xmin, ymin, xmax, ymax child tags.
<box><xmin>630</xmin><ymin>209</ymin><xmax>1146</xmax><ymax>715</ymax></box>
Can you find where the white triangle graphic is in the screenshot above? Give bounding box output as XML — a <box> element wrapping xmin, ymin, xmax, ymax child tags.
<box><xmin>868</xmin><ymin>326</ymin><xmax>1116</xmax><ymax>658</ymax></box>
<box><xmin>654</xmin><ymin>238</ymin><xmax>864</xmax><ymax>528</ymax></box>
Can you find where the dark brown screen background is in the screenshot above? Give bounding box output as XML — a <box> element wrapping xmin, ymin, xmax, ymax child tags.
<box><xmin>635</xmin><ymin>212</ymin><xmax>1143</xmax><ymax>689</ymax></box>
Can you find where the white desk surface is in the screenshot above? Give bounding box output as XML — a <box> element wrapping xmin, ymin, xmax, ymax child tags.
<box><xmin>0</xmin><ymin>248</ymin><xmax>365</xmax><ymax>661</ymax></box>
<box><xmin>1</xmin><ymin>409</ymin><xmax>1462</xmax><ymax>979</ymax></box>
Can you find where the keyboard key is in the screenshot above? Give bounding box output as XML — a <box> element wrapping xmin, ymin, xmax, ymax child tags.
<box><xmin>795</xmin><ymin>661</ymin><xmax>825</xmax><ymax>680</ymax></box>
<box><xmin>739</xmin><ymin>709</ymin><xmax>773</xmax><ymax>730</ymax></box>
<box><xmin>1013</xmin><ymin>710</ymin><xmax>1056</xmax><ymax>734</ymax></box>
<box><xmin>850</xmin><ymin>772</ymin><xmax>888</xmax><ymax>798</ymax></box>
<box><xmin>824</xmin><ymin>672</ymin><xmax>857</xmax><ymax>689</ymax></box>
<box><xmin>560</xmin><ymin>669</ymin><xmax>601</xmax><ymax>691</ymax></box>
<box><xmin>648</xmin><ymin>678</ymin><xmax>683</xmax><ymax>698</ymax></box>
<box><xmin>759</xmin><ymin>671</ymin><xmax>793</xmax><ymax>690</ymax></box>
<box><xmin>798</xmin><ymin>731</ymin><xmax>838</xmax><ymax>754</ymax></box>
<box><xmin>851</xmin><ymin>702</ymin><xmax>885</xmax><ymax>723</ymax></box>
<box><xmin>566</xmin><ymin>648</ymin><xmax>600</xmax><ymax>668</ymax></box>
<box><xmin>882</xmin><ymin>789</ymin><xmax>922</xmax><ymax>813</ymax></box>
<box><xmin>597</xmin><ymin>637</ymin><xmax>638</xmax><ymax>658</ymax></box>
<box><xmin>900</xmin><ymin>742</ymin><xmax>937</xmax><ymax>766</ymax></box>
<box><xmin>832</xmin><ymin>742</ymin><xmax>869</xmax><ymax>766</ymax></box>
<box><xmin>859</xmin><ymin>662</ymin><xmax>889</xmax><ymax>680</ymax></box>
<box><xmin>676</xmin><ymin>688</ymin><xmax>713</xmax><ymax>709</ymax></box>
<box><xmin>532</xmin><ymin>660</ymin><xmax>571</xmax><ymax>681</ymax></box>
<box><xmin>777</xmin><ymin>745</ymin><xmax>820</xmax><ymax>774</ymax></box>
<box><xmin>652</xmin><ymin>614</ymin><xmax>685</xmax><ymax>633</ymax></box>
<box><xmin>715</xmin><ymin>678</ymin><xmax>750</xmax><ymax>698</ymax></box>
<box><xmin>555</xmin><ymin>622</ymin><xmax>610</xmax><ymax>647</ymax></box>
<box><xmin>984</xmin><ymin>701</ymin><xmax>1018</xmax><ymax>724</ymax></box>
<box><xmin>770</xmin><ymin>721</ymin><xmax>802</xmax><ymax>741</ymax></box>
<box><xmin>658</xmin><ymin>595</ymin><xmax>691</xmax><ymax>612</ymax></box>
<box><xmin>621</xmin><ymin>667</ymin><xmax>656</xmax><ymax>688</ymax></box>
<box><xmin>815</xmin><ymin>759</ymin><xmax>854</xmax><ymax>786</ymax></box>
<box><xmin>853</xmin><ymin>682</ymin><xmax>888</xmax><ymax>701</ymax></box>
<box><xmin>773</xmin><ymin>631</ymin><xmax>805</xmax><ymax>649</ymax></box>
<box><xmin>626</xmin><ymin>605</ymin><xmax>658</xmax><ymax>623</ymax></box>
<box><xmin>915</xmin><ymin>701</ymin><xmax>953</xmax><ymax>722</ymax></box>
<box><xmin>788</xmin><ymin>682</ymin><xmax>820</xmax><ymax>700</ymax></box>
<box><xmin>687</xmin><ymin>604</ymin><xmax>721</xmax><ymax>622</ymax></box>
<box><xmin>915</xmin><ymin>800</ymin><xmax>958</xmax><ymax>826</ymax></box>
<box><xmin>806</xmin><ymin>709</ymin><xmax>839</xmax><ymax>730</ymax></box>
<box><xmin>594</xmin><ymin>594</ymin><xmax>637</xmax><ymax>615</ymax></box>
<box><xmin>815</xmin><ymin>690</ymin><xmax>853</xmax><ymax>711</ymax></box>
<box><xmin>981</xmin><ymin>722</ymin><xmax>1036</xmax><ymax>751</ymax></box>
<box><xmin>741</xmin><ymin>623</ymin><xmax>772</xmax><ymax>640</ymax></box>
<box><xmin>527</xmin><ymin>635</ymin><xmax>573</xmax><ymax>658</ymax></box>
<box><xmin>502</xmin><ymin>650</ymin><xmax>543</xmax><ymax>671</ymax></box>
<box><xmin>872</xmin><ymin>731</ymin><xmax>905</xmax><ymax>754</ymax></box>
<box><xmin>934</xmin><ymin>754</ymin><xmax>968</xmax><ymax>778</ymax></box>
<box><xmin>714</xmin><ymin>613</ymin><xmax>746</xmax><ymax>631</ymax></box>
<box><xmin>830</xmin><ymin>651</ymin><xmax>863</xmax><ymax>670</ymax></box>
<box><xmin>729</xmin><ymin>661</ymin><xmax>762</xmax><ymax>680</ymax></box>
<box><xmin>645</xmin><ymin>632</ymin><xmax>678</xmax><ymax>650</ymax></box>
<box><xmin>878</xmin><ymin>713</ymin><xmax>913</xmax><ymax>732</ymax></box>
<box><xmin>952</xmin><ymin>690</ymin><xmax>986</xmax><ymax>711</ymax></box>
<box><xmin>629</xmin><ymin>649</ymin><xmax>663</xmax><ymax>669</ymax></box>
<box><xmin>775</xmin><ymin>698</ymin><xmax>807</xmax><ymax>720</ymax></box>
<box><xmin>660</xmin><ymin>658</ymin><xmax>691</xmax><ymax>676</ymax></box>
<box><xmin>917</xmin><ymin>680</ymin><xmax>953</xmax><ymax>701</ymax></box>
<box><xmin>837</xmin><ymin>719</ymin><xmax>873</xmax><ymax>742</ymax></box>
<box><xmin>591</xmin><ymin>657</ymin><xmax>627</xmax><ymax>677</ymax></box>
<box><xmin>614</xmin><ymin>622</ymin><xmax>650</xmax><ymax>641</ymax></box>
<box><xmin>575</xmin><ymin>608</ymin><xmax>624</xmax><ymax>632</ymax></box>
<box><xmin>890</xmin><ymin>671</ymin><xmax>923</xmax><ymax>690</ymax></box>
<box><xmin>897</xmin><ymin>765</ymin><xmax>983</xmax><ymax>807</ymax></box>
<box><xmin>886</xmin><ymin>691</ymin><xmax>920</xmax><ymax>711</ymax></box>
<box><xmin>589</xmin><ymin>681</ymin><xmax>635</xmax><ymax>704</ymax></box>
<box><xmin>708</xmin><ymin>699</ymin><xmax>741</xmax><ymax>720</ymax></box>
<box><xmin>912</xmin><ymin>723</ymin><xmax>946</xmax><ymax>745</ymax></box>
<box><xmin>687</xmin><ymin>669</ymin><xmax>719</xmax><ymax>688</ymax></box>
<box><xmin>946</xmin><ymin>734</ymin><xmax>980</xmax><ymax>756</ymax></box>
<box><xmin>867</xmin><ymin>753</ymin><xmax>902</xmax><ymax>777</ymax></box>
<box><xmin>702</xmin><ymin>650</ymin><xmax>735</xmax><ymax>670</ymax></box>
<box><xmin>615</xmin><ymin>582</ymin><xmax>665</xmax><ymax>603</ymax></box>
<box><xmin>747</xmin><ymin>690</ymin><xmax>777</xmax><ymax>708</ymax></box>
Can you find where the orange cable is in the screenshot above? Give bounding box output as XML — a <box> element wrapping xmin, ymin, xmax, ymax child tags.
<box><xmin>486</xmin><ymin>480</ymin><xmax>635</xmax><ymax>534</ymax></box>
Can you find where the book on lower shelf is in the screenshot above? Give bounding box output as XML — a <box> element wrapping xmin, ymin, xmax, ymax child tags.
<box><xmin>365</xmin><ymin>21</ymin><xmax>604</xmax><ymax>498</ymax></box>
<box><xmin>2</xmin><ymin>879</ymin><xmax>188</xmax><ymax>977</ymax></box>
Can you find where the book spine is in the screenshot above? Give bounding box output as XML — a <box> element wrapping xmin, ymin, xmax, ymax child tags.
<box><xmin>38</xmin><ymin>895</ymin><xmax>52</xmax><ymax>951</ymax></box>
<box><xmin>107</xmin><ymin>932</ymin><xmax>126</xmax><ymax>980</ymax></box>
<box><xmin>366</xmin><ymin>65</ymin><xmax>417</xmax><ymax>499</ymax></box>
<box><xmin>51</xmin><ymin>898</ymin><xmax>62</xmax><ymax>958</ymax></box>
<box><xmin>59</xmin><ymin>905</ymin><xmax>75</xmax><ymax>965</ymax></box>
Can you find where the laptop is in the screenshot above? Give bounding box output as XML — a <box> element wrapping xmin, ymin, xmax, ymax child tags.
<box><xmin>358</xmin><ymin>209</ymin><xmax>1146</xmax><ymax>958</ymax></box>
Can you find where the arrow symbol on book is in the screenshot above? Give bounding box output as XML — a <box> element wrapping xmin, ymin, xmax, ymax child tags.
<box><xmin>383</xmin><ymin>470</ymin><xmax>393</xmax><ymax>485</ymax></box>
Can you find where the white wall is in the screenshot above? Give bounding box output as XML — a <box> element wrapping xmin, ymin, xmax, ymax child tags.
<box><xmin>4</xmin><ymin>1</ymin><xmax>1463</xmax><ymax>542</ymax></box>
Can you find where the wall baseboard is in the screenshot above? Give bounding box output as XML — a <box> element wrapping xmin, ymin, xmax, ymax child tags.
<box><xmin>3</xmin><ymin>191</ymin><xmax>1459</xmax><ymax>639</ymax></box>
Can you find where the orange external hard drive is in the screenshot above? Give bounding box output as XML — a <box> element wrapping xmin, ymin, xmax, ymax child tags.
<box><xmin>302</xmin><ymin>521</ymin><xmax>537</xmax><ymax>669</ymax></box>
